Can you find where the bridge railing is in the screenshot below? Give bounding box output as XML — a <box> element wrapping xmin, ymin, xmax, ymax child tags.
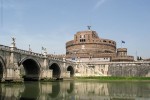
<box><xmin>48</xmin><ymin>54</ymin><xmax>66</xmax><ymax>61</ymax></box>
<box><xmin>65</xmin><ymin>59</ymin><xmax>76</xmax><ymax>64</ymax></box>
<box><xmin>0</xmin><ymin>44</ymin><xmax>45</xmax><ymax>57</ymax></box>
<box><xmin>16</xmin><ymin>48</ymin><xmax>45</xmax><ymax>57</ymax></box>
<box><xmin>0</xmin><ymin>45</ymin><xmax>11</xmax><ymax>51</ymax></box>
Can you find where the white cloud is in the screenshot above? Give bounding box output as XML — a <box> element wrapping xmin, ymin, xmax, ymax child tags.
<box><xmin>93</xmin><ymin>0</ymin><xmax>107</xmax><ymax>11</ymax></box>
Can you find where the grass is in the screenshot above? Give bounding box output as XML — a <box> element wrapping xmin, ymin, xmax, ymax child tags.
<box><xmin>75</xmin><ymin>76</ymin><xmax>150</xmax><ymax>81</ymax></box>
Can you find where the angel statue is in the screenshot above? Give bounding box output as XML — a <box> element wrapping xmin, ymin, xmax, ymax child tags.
<box><xmin>12</xmin><ymin>37</ymin><xmax>16</xmax><ymax>43</ymax></box>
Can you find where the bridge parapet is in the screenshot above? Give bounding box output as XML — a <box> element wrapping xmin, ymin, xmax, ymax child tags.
<box><xmin>48</xmin><ymin>54</ymin><xmax>65</xmax><ymax>61</ymax></box>
<box><xmin>16</xmin><ymin>48</ymin><xmax>45</xmax><ymax>57</ymax></box>
<box><xmin>66</xmin><ymin>59</ymin><xmax>76</xmax><ymax>64</ymax></box>
<box><xmin>0</xmin><ymin>44</ymin><xmax>46</xmax><ymax>57</ymax></box>
<box><xmin>0</xmin><ymin>45</ymin><xmax>11</xmax><ymax>51</ymax></box>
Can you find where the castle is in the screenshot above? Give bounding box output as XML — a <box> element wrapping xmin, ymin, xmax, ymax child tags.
<box><xmin>66</xmin><ymin>28</ymin><xmax>134</xmax><ymax>62</ymax></box>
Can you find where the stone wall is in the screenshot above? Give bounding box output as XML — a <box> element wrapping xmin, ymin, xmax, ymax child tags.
<box><xmin>108</xmin><ymin>64</ymin><xmax>150</xmax><ymax>77</ymax></box>
<box><xmin>75</xmin><ymin>62</ymin><xmax>150</xmax><ymax>77</ymax></box>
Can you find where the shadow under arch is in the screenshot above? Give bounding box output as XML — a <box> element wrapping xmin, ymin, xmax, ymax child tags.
<box><xmin>0</xmin><ymin>56</ymin><xmax>5</xmax><ymax>81</ymax></box>
<box><xmin>49</xmin><ymin>63</ymin><xmax>61</xmax><ymax>79</ymax></box>
<box><xmin>19</xmin><ymin>57</ymin><xmax>41</xmax><ymax>81</ymax></box>
<box><xmin>67</xmin><ymin>66</ymin><xmax>74</xmax><ymax>77</ymax></box>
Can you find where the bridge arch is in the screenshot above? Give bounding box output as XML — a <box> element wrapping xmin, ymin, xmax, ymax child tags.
<box><xmin>0</xmin><ymin>56</ymin><xmax>5</xmax><ymax>81</ymax></box>
<box><xmin>19</xmin><ymin>57</ymin><xmax>41</xmax><ymax>81</ymax></box>
<box><xmin>49</xmin><ymin>63</ymin><xmax>61</xmax><ymax>78</ymax></box>
<box><xmin>67</xmin><ymin>65</ymin><xmax>74</xmax><ymax>77</ymax></box>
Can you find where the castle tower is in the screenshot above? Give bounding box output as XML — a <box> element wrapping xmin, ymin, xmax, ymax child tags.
<box><xmin>66</xmin><ymin>29</ymin><xmax>116</xmax><ymax>62</ymax></box>
<box><xmin>66</xmin><ymin>29</ymin><xmax>134</xmax><ymax>62</ymax></box>
<box><xmin>112</xmin><ymin>48</ymin><xmax>134</xmax><ymax>62</ymax></box>
<box><xmin>117</xmin><ymin>48</ymin><xmax>127</xmax><ymax>57</ymax></box>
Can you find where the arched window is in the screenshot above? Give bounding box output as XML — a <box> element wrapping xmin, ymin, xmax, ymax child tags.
<box><xmin>80</xmin><ymin>39</ymin><xmax>86</xmax><ymax>42</ymax></box>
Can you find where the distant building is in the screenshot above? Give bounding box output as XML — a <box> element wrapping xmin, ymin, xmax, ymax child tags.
<box><xmin>66</xmin><ymin>29</ymin><xmax>134</xmax><ymax>62</ymax></box>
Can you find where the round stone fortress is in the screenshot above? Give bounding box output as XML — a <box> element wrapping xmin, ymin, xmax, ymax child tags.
<box><xmin>66</xmin><ymin>29</ymin><xmax>134</xmax><ymax>62</ymax></box>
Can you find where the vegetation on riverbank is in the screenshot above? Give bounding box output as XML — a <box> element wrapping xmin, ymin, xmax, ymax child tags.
<box><xmin>75</xmin><ymin>76</ymin><xmax>150</xmax><ymax>81</ymax></box>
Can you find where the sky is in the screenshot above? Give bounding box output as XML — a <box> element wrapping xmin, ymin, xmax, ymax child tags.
<box><xmin>0</xmin><ymin>0</ymin><xmax>150</xmax><ymax>58</ymax></box>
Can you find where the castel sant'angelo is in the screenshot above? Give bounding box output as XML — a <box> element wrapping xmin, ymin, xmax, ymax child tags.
<box><xmin>66</xmin><ymin>27</ymin><xmax>134</xmax><ymax>62</ymax></box>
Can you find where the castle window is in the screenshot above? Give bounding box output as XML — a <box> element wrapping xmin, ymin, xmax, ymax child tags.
<box><xmin>103</xmin><ymin>40</ymin><xmax>106</xmax><ymax>42</ymax></box>
<box><xmin>80</xmin><ymin>39</ymin><xmax>86</xmax><ymax>42</ymax></box>
<box><xmin>80</xmin><ymin>35</ymin><xmax>86</xmax><ymax>39</ymax></box>
<box><xmin>109</xmin><ymin>41</ymin><xmax>111</xmax><ymax>43</ymax></box>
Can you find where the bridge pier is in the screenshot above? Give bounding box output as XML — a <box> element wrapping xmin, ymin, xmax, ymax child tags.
<box><xmin>62</xmin><ymin>58</ymin><xmax>73</xmax><ymax>79</ymax></box>
<box><xmin>3</xmin><ymin>39</ymin><xmax>23</xmax><ymax>82</ymax></box>
<box><xmin>5</xmin><ymin>62</ymin><xmax>22</xmax><ymax>82</ymax></box>
<box><xmin>63</xmin><ymin>71</ymin><xmax>70</xmax><ymax>78</ymax></box>
<box><xmin>5</xmin><ymin>67</ymin><xmax>23</xmax><ymax>82</ymax></box>
<box><xmin>40</xmin><ymin>52</ymin><xmax>53</xmax><ymax>80</ymax></box>
<box><xmin>40</xmin><ymin>68</ymin><xmax>52</xmax><ymax>80</ymax></box>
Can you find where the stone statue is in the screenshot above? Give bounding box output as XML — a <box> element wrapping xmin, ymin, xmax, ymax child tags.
<box><xmin>10</xmin><ymin>36</ymin><xmax>16</xmax><ymax>48</ymax></box>
<box><xmin>29</xmin><ymin>44</ymin><xmax>32</xmax><ymax>52</ymax></box>
<box><xmin>87</xmin><ymin>25</ymin><xmax>91</xmax><ymax>30</ymax></box>
<box><xmin>12</xmin><ymin>37</ymin><xmax>16</xmax><ymax>43</ymax></box>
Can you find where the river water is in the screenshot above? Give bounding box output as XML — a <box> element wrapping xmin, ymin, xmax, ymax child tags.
<box><xmin>0</xmin><ymin>81</ymin><xmax>150</xmax><ymax>100</ymax></box>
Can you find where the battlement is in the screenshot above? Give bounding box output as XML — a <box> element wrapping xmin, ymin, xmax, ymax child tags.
<box><xmin>117</xmin><ymin>48</ymin><xmax>127</xmax><ymax>52</ymax></box>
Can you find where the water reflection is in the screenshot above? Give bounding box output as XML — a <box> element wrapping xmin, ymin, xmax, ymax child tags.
<box><xmin>0</xmin><ymin>81</ymin><xmax>150</xmax><ymax>100</ymax></box>
<box><xmin>20</xmin><ymin>82</ymin><xmax>40</xmax><ymax>100</ymax></box>
<box><xmin>75</xmin><ymin>82</ymin><xmax>150</xmax><ymax>100</ymax></box>
<box><xmin>0</xmin><ymin>83</ymin><xmax>24</xmax><ymax>100</ymax></box>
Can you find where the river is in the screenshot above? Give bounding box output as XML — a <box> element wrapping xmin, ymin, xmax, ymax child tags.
<box><xmin>0</xmin><ymin>81</ymin><xmax>150</xmax><ymax>100</ymax></box>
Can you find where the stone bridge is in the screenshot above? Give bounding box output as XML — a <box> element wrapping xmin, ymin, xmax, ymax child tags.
<box><xmin>0</xmin><ymin>41</ymin><xmax>75</xmax><ymax>82</ymax></box>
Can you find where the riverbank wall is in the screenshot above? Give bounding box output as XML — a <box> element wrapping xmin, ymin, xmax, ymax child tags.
<box><xmin>74</xmin><ymin>61</ymin><xmax>150</xmax><ymax>77</ymax></box>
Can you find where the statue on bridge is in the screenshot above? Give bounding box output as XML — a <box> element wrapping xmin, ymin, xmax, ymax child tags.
<box><xmin>42</xmin><ymin>46</ymin><xmax>47</xmax><ymax>56</ymax></box>
<box><xmin>11</xmin><ymin>36</ymin><xmax>16</xmax><ymax>48</ymax></box>
<box><xmin>12</xmin><ymin>37</ymin><xmax>16</xmax><ymax>43</ymax></box>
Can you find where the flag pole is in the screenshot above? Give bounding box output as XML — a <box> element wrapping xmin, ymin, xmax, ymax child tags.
<box><xmin>136</xmin><ymin>50</ymin><xmax>137</xmax><ymax>61</ymax></box>
<box><xmin>121</xmin><ymin>40</ymin><xmax>122</xmax><ymax>48</ymax></box>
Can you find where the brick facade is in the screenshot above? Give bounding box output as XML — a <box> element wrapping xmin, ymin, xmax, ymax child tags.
<box><xmin>66</xmin><ymin>29</ymin><xmax>134</xmax><ymax>62</ymax></box>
